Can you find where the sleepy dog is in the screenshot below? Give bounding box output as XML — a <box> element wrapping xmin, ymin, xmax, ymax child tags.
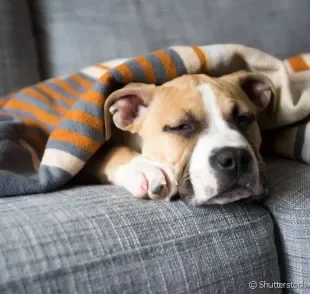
<box><xmin>84</xmin><ymin>70</ymin><xmax>275</xmax><ymax>205</ymax></box>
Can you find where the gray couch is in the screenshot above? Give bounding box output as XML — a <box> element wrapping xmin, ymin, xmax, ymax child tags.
<box><xmin>1</xmin><ymin>1</ymin><xmax>310</xmax><ymax>293</ymax></box>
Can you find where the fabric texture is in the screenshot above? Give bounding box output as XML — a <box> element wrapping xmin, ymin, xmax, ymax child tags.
<box><xmin>30</xmin><ymin>0</ymin><xmax>310</xmax><ymax>78</ymax></box>
<box><xmin>264</xmin><ymin>157</ymin><xmax>310</xmax><ymax>293</ymax></box>
<box><xmin>0</xmin><ymin>0</ymin><xmax>40</xmax><ymax>96</ymax></box>
<box><xmin>0</xmin><ymin>185</ymin><xmax>280</xmax><ymax>293</ymax></box>
<box><xmin>1</xmin><ymin>44</ymin><xmax>310</xmax><ymax>197</ymax></box>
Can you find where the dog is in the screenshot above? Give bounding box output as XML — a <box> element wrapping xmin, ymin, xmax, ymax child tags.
<box><xmin>83</xmin><ymin>70</ymin><xmax>275</xmax><ymax>205</ymax></box>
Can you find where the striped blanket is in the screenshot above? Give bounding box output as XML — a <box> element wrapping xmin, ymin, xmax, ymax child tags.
<box><xmin>1</xmin><ymin>44</ymin><xmax>310</xmax><ymax>197</ymax></box>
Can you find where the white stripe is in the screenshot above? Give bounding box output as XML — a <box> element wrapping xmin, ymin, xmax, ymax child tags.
<box><xmin>170</xmin><ymin>46</ymin><xmax>201</xmax><ymax>73</ymax></box>
<box><xmin>41</xmin><ymin>149</ymin><xmax>85</xmax><ymax>175</ymax></box>
<box><xmin>200</xmin><ymin>45</ymin><xmax>229</xmax><ymax>73</ymax></box>
<box><xmin>80</xmin><ymin>59</ymin><xmax>129</xmax><ymax>79</ymax></box>
<box><xmin>302</xmin><ymin>54</ymin><xmax>310</xmax><ymax>66</ymax></box>
<box><xmin>80</xmin><ymin>66</ymin><xmax>106</xmax><ymax>79</ymax></box>
<box><xmin>101</xmin><ymin>58</ymin><xmax>129</xmax><ymax>68</ymax></box>
<box><xmin>284</xmin><ymin>59</ymin><xmax>293</xmax><ymax>73</ymax></box>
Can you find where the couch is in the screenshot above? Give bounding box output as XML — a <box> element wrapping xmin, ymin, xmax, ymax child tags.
<box><xmin>1</xmin><ymin>1</ymin><xmax>310</xmax><ymax>293</ymax></box>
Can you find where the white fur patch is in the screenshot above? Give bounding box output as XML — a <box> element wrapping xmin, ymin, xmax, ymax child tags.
<box><xmin>115</xmin><ymin>156</ymin><xmax>178</xmax><ymax>199</ymax></box>
<box><xmin>189</xmin><ymin>84</ymin><xmax>259</xmax><ymax>204</ymax></box>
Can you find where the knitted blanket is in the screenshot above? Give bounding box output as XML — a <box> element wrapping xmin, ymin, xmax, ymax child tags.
<box><xmin>1</xmin><ymin>44</ymin><xmax>310</xmax><ymax>197</ymax></box>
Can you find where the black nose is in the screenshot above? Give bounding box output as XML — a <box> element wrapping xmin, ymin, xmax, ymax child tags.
<box><xmin>211</xmin><ymin>147</ymin><xmax>252</xmax><ymax>175</ymax></box>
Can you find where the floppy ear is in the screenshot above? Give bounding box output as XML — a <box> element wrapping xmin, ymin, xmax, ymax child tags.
<box><xmin>221</xmin><ymin>71</ymin><xmax>276</xmax><ymax>110</ymax></box>
<box><xmin>104</xmin><ymin>84</ymin><xmax>156</xmax><ymax>135</ymax></box>
<box><xmin>239</xmin><ymin>73</ymin><xmax>275</xmax><ymax>109</ymax></box>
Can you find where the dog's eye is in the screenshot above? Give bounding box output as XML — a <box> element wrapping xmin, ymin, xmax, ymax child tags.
<box><xmin>169</xmin><ymin>124</ymin><xmax>190</xmax><ymax>131</ymax></box>
<box><xmin>163</xmin><ymin>123</ymin><xmax>194</xmax><ymax>136</ymax></box>
<box><xmin>237</xmin><ymin>113</ymin><xmax>255</xmax><ymax>128</ymax></box>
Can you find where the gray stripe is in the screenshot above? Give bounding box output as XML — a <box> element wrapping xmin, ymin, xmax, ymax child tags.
<box><xmin>59</xmin><ymin>119</ymin><xmax>104</xmax><ymax>144</ymax></box>
<box><xmin>166</xmin><ymin>48</ymin><xmax>187</xmax><ymax>75</ymax></box>
<box><xmin>15</xmin><ymin>92</ymin><xmax>62</xmax><ymax>117</ymax></box>
<box><xmin>0</xmin><ymin>171</ymin><xmax>41</xmax><ymax>197</ymax></box>
<box><xmin>109</xmin><ymin>68</ymin><xmax>125</xmax><ymax>84</ymax></box>
<box><xmin>0</xmin><ymin>142</ymin><xmax>43</xmax><ymax>196</ymax></box>
<box><xmin>146</xmin><ymin>53</ymin><xmax>168</xmax><ymax>84</ymax></box>
<box><xmin>78</xmin><ymin>72</ymin><xmax>96</xmax><ymax>83</ymax></box>
<box><xmin>0</xmin><ymin>119</ymin><xmax>26</xmax><ymax>140</ymax></box>
<box><xmin>64</xmin><ymin>73</ymin><xmax>94</xmax><ymax>92</ymax></box>
<box><xmin>0</xmin><ymin>114</ymin><xmax>47</xmax><ymax>156</ymax></box>
<box><xmin>46</xmin><ymin>140</ymin><xmax>93</xmax><ymax>162</ymax></box>
<box><xmin>72</xmin><ymin>101</ymin><xmax>104</xmax><ymax>119</ymax></box>
<box><xmin>39</xmin><ymin>165</ymin><xmax>73</xmax><ymax>190</ymax></box>
<box><xmin>34</xmin><ymin>87</ymin><xmax>72</xmax><ymax>109</ymax></box>
<box><xmin>0</xmin><ymin>165</ymin><xmax>71</xmax><ymax>196</ymax></box>
<box><xmin>92</xmin><ymin>81</ymin><xmax>110</xmax><ymax>95</ymax></box>
<box><xmin>0</xmin><ymin>114</ymin><xmax>21</xmax><ymax>123</ymax></box>
<box><xmin>0</xmin><ymin>109</ymin><xmax>54</xmax><ymax>132</ymax></box>
<box><xmin>126</xmin><ymin>59</ymin><xmax>147</xmax><ymax>83</ymax></box>
<box><xmin>46</xmin><ymin>81</ymin><xmax>79</xmax><ymax>101</ymax></box>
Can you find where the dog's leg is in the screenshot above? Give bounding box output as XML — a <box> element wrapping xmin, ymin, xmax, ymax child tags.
<box><xmin>86</xmin><ymin>146</ymin><xmax>178</xmax><ymax>200</ymax></box>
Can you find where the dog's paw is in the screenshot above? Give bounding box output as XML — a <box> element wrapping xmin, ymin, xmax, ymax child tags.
<box><xmin>115</xmin><ymin>156</ymin><xmax>178</xmax><ymax>200</ymax></box>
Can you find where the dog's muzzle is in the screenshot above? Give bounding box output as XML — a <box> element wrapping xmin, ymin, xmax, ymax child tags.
<box><xmin>210</xmin><ymin>147</ymin><xmax>253</xmax><ymax>186</ymax></box>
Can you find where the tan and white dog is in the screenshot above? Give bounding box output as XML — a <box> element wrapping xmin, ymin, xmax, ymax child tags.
<box><xmin>84</xmin><ymin>71</ymin><xmax>275</xmax><ymax>205</ymax></box>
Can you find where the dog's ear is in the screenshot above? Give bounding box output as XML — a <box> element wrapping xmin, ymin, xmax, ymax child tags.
<box><xmin>239</xmin><ymin>73</ymin><xmax>275</xmax><ymax>109</ymax></box>
<box><xmin>104</xmin><ymin>83</ymin><xmax>156</xmax><ymax>133</ymax></box>
<box><xmin>221</xmin><ymin>71</ymin><xmax>275</xmax><ymax>110</ymax></box>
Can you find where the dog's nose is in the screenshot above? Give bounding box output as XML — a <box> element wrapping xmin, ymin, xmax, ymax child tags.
<box><xmin>211</xmin><ymin>147</ymin><xmax>251</xmax><ymax>175</ymax></box>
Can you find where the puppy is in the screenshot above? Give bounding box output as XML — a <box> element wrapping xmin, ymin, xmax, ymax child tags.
<box><xmin>84</xmin><ymin>71</ymin><xmax>275</xmax><ymax>205</ymax></box>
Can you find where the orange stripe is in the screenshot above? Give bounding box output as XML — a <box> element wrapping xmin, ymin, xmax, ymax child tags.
<box><xmin>81</xmin><ymin>90</ymin><xmax>106</xmax><ymax>106</ymax></box>
<box><xmin>115</xmin><ymin>63</ymin><xmax>133</xmax><ymax>83</ymax></box>
<box><xmin>66</xmin><ymin>109</ymin><xmax>103</xmax><ymax>131</ymax></box>
<box><xmin>4</xmin><ymin>99</ymin><xmax>60</xmax><ymax>126</ymax></box>
<box><xmin>135</xmin><ymin>56</ymin><xmax>157</xmax><ymax>84</ymax></box>
<box><xmin>96</xmin><ymin>64</ymin><xmax>111</xmax><ymax>70</ymax></box>
<box><xmin>288</xmin><ymin>55</ymin><xmax>310</xmax><ymax>72</ymax></box>
<box><xmin>23</xmin><ymin>88</ymin><xmax>68</xmax><ymax>115</ymax></box>
<box><xmin>0</xmin><ymin>110</ymin><xmax>50</xmax><ymax>134</ymax></box>
<box><xmin>153</xmin><ymin>50</ymin><xmax>178</xmax><ymax>80</ymax></box>
<box><xmin>52</xmin><ymin>78</ymin><xmax>81</xmax><ymax>97</ymax></box>
<box><xmin>0</xmin><ymin>99</ymin><xmax>6</xmax><ymax>106</ymax></box>
<box><xmin>36</xmin><ymin>83</ymin><xmax>76</xmax><ymax>106</ymax></box>
<box><xmin>49</xmin><ymin>129</ymin><xmax>101</xmax><ymax>153</ymax></box>
<box><xmin>191</xmin><ymin>46</ymin><xmax>208</xmax><ymax>72</ymax></box>
<box><xmin>99</xmin><ymin>72</ymin><xmax>113</xmax><ymax>84</ymax></box>
<box><xmin>70</xmin><ymin>73</ymin><xmax>92</xmax><ymax>89</ymax></box>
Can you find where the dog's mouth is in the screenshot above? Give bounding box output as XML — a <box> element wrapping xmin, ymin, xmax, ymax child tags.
<box><xmin>202</xmin><ymin>183</ymin><xmax>267</xmax><ymax>205</ymax></box>
<box><xmin>177</xmin><ymin>172</ymin><xmax>268</xmax><ymax>205</ymax></box>
<box><xmin>175</xmin><ymin>152</ymin><xmax>268</xmax><ymax>205</ymax></box>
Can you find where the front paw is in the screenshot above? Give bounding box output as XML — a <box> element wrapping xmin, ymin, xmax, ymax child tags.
<box><xmin>115</xmin><ymin>156</ymin><xmax>178</xmax><ymax>200</ymax></box>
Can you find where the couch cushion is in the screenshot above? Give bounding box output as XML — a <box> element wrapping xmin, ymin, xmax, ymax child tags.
<box><xmin>0</xmin><ymin>0</ymin><xmax>40</xmax><ymax>96</ymax></box>
<box><xmin>31</xmin><ymin>0</ymin><xmax>310</xmax><ymax>78</ymax></box>
<box><xmin>264</xmin><ymin>157</ymin><xmax>310</xmax><ymax>292</ymax></box>
<box><xmin>0</xmin><ymin>186</ymin><xmax>280</xmax><ymax>293</ymax></box>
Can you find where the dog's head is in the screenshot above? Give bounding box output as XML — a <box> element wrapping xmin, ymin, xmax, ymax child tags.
<box><xmin>106</xmin><ymin>71</ymin><xmax>275</xmax><ymax>205</ymax></box>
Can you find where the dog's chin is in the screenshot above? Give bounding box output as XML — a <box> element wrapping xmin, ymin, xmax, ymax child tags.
<box><xmin>178</xmin><ymin>163</ymin><xmax>268</xmax><ymax>205</ymax></box>
<box><xmin>202</xmin><ymin>186</ymin><xmax>256</xmax><ymax>205</ymax></box>
<box><xmin>180</xmin><ymin>182</ymin><xmax>268</xmax><ymax>206</ymax></box>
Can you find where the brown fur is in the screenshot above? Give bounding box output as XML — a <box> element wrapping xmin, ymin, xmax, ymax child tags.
<box><xmin>84</xmin><ymin>71</ymin><xmax>274</xmax><ymax>200</ymax></box>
